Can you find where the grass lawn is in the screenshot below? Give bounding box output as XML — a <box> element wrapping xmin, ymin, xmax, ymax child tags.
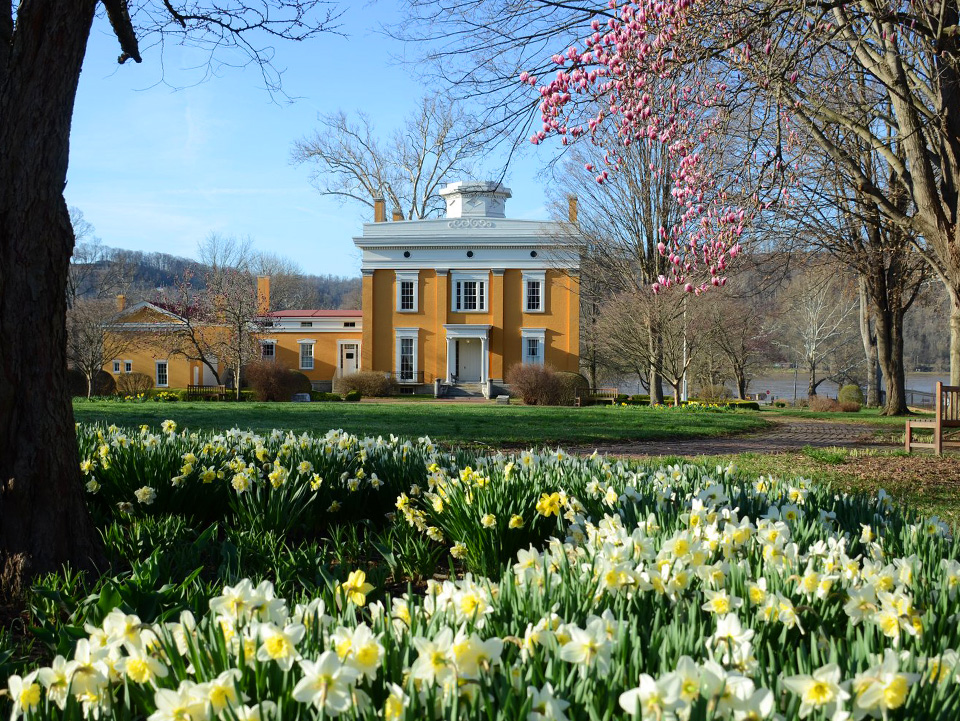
<box><xmin>656</xmin><ymin>447</ymin><xmax>960</xmax><ymax>526</ymax></box>
<box><xmin>759</xmin><ymin>405</ymin><xmax>932</xmax><ymax>425</ymax></box>
<box><xmin>72</xmin><ymin>398</ymin><xmax>770</xmax><ymax>446</ymax></box>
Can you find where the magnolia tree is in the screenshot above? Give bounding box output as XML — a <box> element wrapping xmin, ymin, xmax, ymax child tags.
<box><xmin>527</xmin><ymin>0</ymin><xmax>960</xmax><ymax>383</ymax></box>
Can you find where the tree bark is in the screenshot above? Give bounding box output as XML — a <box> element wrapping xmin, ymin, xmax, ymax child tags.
<box><xmin>734</xmin><ymin>371</ymin><xmax>747</xmax><ymax>400</ymax></box>
<box><xmin>858</xmin><ymin>278</ymin><xmax>879</xmax><ymax>407</ymax></box>
<box><xmin>647</xmin><ymin>327</ymin><xmax>664</xmax><ymax>405</ymax></box>
<box><xmin>951</xmin><ymin>289</ymin><xmax>960</xmax><ymax>387</ymax></box>
<box><xmin>0</xmin><ymin>0</ymin><xmax>103</xmax><ymax>598</ymax></box>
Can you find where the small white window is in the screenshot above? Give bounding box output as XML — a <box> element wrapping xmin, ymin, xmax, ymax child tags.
<box><xmin>523</xmin><ymin>271</ymin><xmax>546</xmax><ymax>313</ymax></box>
<box><xmin>113</xmin><ymin>360</ymin><xmax>121</xmax><ymax>374</ymax></box>
<box><xmin>155</xmin><ymin>361</ymin><xmax>169</xmax><ymax>387</ymax></box>
<box><xmin>300</xmin><ymin>343</ymin><xmax>314</xmax><ymax>370</ymax></box>
<box><xmin>124</xmin><ymin>360</ymin><xmax>133</xmax><ymax>373</ymax></box>
<box><xmin>261</xmin><ymin>342</ymin><xmax>275</xmax><ymax>362</ymax></box>
<box><xmin>396</xmin><ymin>271</ymin><xmax>419</xmax><ymax>312</ymax></box>
<box><xmin>521</xmin><ymin>329</ymin><xmax>546</xmax><ymax>366</ymax></box>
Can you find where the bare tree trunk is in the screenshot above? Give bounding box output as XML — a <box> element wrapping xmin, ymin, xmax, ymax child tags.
<box><xmin>0</xmin><ymin>0</ymin><xmax>103</xmax><ymax>597</ymax></box>
<box><xmin>86</xmin><ymin>373</ymin><xmax>93</xmax><ymax>399</ymax></box>
<box><xmin>807</xmin><ymin>362</ymin><xmax>818</xmax><ymax>398</ymax></box>
<box><xmin>951</xmin><ymin>290</ymin><xmax>960</xmax><ymax>387</ymax></box>
<box><xmin>875</xmin><ymin>305</ymin><xmax>909</xmax><ymax>415</ymax></box>
<box><xmin>858</xmin><ymin>278</ymin><xmax>880</xmax><ymax>407</ymax></box>
<box><xmin>735</xmin><ymin>372</ymin><xmax>747</xmax><ymax>400</ymax></box>
<box><xmin>647</xmin><ymin>327</ymin><xmax>664</xmax><ymax>405</ymax></box>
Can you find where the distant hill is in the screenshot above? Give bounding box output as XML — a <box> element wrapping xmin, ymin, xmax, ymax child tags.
<box><xmin>68</xmin><ymin>244</ymin><xmax>361</xmax><ymax>311</ymax></box>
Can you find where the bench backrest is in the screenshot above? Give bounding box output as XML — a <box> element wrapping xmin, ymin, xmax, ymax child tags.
<box><xmin>937</xmin><ymin>382</ymin><xmax>960</xmax><ymax>427</ymax></box>
<box><xmin>576</xmin><ymin>387</ymin><xmax>618</xmax><ymax>398</ymax></box>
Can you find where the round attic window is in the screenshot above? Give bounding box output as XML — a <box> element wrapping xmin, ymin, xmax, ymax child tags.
<box><xmin>403</xmin><ymin>251</ymin><xmax>411</xmax><ymax>258</ymax></box>
<box><xmin>466</xmin><ymin>250</ymin><xmax>474</xmax><ymax>258</ymax></box>
<box><xmin>530</xmin><ymin>251</ymin><xmax>538</xmax><ymax>258</ymax></box>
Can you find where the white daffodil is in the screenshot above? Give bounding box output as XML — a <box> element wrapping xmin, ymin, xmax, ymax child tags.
<box><xmin>782</xmin><ymin>663</ymin><xmax>850</xmax><ymax>718</ymax></box>
<box><xmin>255</xmin><ymin>622</ymin><xmax>305</xmax><ymax>671</ymax></box>
<box><xmin>619</xmin><ymin>674</ymin><xmax>683</xmax><ymax>719</ymax></box>
<box><xmin>292</xmin><ymin>651</ymin><xmax>361</xmax><ymax>716</ymax></box>
<box><xmin>527</xmin><ymin>682</ymin><xmax>571</xmax><ymax>721</ymax></box>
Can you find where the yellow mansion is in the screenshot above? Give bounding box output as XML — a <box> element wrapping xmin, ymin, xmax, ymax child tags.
<box><xmin>104</xmin><ymin>182</ymin><xmax>581</xmax><ymax>398</ymax></box>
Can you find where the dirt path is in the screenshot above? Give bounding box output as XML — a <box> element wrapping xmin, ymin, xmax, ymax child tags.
<box><xmin>569</xmin><ymin>418</ymin><xmax>887</xmax><ymax>457</ymax></box>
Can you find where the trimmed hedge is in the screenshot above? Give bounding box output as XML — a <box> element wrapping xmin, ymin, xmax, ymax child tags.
<box><xmin>344</xmin><ymin>389</ymin><xmax>362</xmax><ymax>402</ymax></box>
<box><xmin>311</xmin><ymin>391</ymin><xmax>344</xmax><ymax>402</ymax></box>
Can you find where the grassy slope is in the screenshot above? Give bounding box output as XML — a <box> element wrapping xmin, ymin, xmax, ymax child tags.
<box><xmin>72</xmin><ymin>400</ymin><xmax>769</xmax><ymax>446</ymax></box>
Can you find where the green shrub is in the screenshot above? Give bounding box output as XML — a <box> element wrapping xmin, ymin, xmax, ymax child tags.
<box><xmin>152</xmin><ymin>390</ymin><xmax>180</xmax><ymax>403</ymax></box>
<box><xmin>774</xmin><ymin>400</ymin><xmax>788</xmax><ymax>408</ymax></box>
<box><xmin>116</xmin><ymin>372</ymin><xmax>155</xmax><ymax>395</ymax></box>
<box><xmin>555</xmin><ymin>371</ymin><xmax>590</xmax><ymax>405</ymax></box>
<box><xmin>334</xmin><ymin>371</ymin><xmax>397</xmax><ymax>397</ymax></box>
<box><xmin>726</xmin><ymin>400</ymin><xmax>760</xmax><ymax>411</ymax></box>
<box><xmin>311</xmin><ymin>391</ymin><xmax>343</xmax><ymax>402</ymax></box>
<box><xmin>505</xmin><ymin>364</ymin><xmax>564</xmax><ymax>405</ymax></box>
<box><xmin>838</xmin><ymin>384</ymin><xmax>864</xmax><ymax>406</ymax></box>
<box><xmin>616</xmin><ymin>394</ymin><xmax>629</xmax><ymax>404</ymax></box>
<box><xmin>70</xmin><ymin>369</ymin><xmax>116</xmax><ymax>397</ymax></box>
<box><xmin>174</xmin><ymin>389</ymin><xmax>191</xmax><ymax>402</ymax></box>
<box><xmin>344</xmin><ymin>389</ymin><xmax>362</xmax><ymax>402</ymax></box>
<box><xmin>289</xmin><ymin>371</ymin><xmax>313</xmax><ymax>396</ymax></box>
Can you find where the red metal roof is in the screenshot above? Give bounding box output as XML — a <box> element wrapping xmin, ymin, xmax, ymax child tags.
<box><xmin>267</xmin><ymin>309</ymin><xmax>363</xmax><ymax>318</ymax></box>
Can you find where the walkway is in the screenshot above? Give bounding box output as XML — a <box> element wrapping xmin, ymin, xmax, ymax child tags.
<box><xmin>570</xmin><ymin>418</ymin><xmax>886</xmax><ymax>457</ymax></box>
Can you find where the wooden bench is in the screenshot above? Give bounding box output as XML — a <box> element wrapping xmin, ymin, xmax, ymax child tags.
<box><xmin>905</xmin><ymin>382</ymin><xmax>960</xmax><ymax>455</ymax></box>
<box><xmin>186</xmin><ymin>384</ymin><xmax>226</xmax><ymax>401</ymax></box>
<box><xmin>574</xmin><ymin>387</ymin><xmax>619</xmax><ymax>407</ymax></box>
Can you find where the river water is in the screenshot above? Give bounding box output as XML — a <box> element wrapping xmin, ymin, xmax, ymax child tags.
<box><xmin>616</xmin><ymin>372</ymin><xmax>951</xmax><ymax>402</ymax></box>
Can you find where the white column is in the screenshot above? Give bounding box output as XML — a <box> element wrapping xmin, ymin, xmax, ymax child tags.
<box><xmin>480</xmin><ymin>334</ymin><xmax>489</xmax><ymax>383</ymax></box>
<box><xmin>446</xmin><ymin>336</ymin><xmax>455</xmax><ymax>383</ymax></box>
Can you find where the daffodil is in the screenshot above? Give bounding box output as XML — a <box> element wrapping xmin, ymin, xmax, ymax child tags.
<box><xmin>338</xmin><ymin>570</ymin><xmax>374</xmax><ymax>607</ymax></box>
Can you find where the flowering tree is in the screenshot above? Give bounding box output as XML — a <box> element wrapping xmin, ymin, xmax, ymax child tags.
<box><xmin>523</xmin><ymin>0</ymin><xmax>960</xmax><ymax>383</ymax></box>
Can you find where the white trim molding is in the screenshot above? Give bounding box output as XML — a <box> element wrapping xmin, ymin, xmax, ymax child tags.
<box><xmin>443</xmin><ymin>324</ymin><xmax>492</xmax><ymax>384</ymax></box>
<box><xmin>395</xmin><ymin>271</ymin><xmax>420</xmax><ymax>313</ymax></box>
<box><xmin>521</xmin><ymin>328</ymin><xmax>546</xmax><ymax>365</ymax></box>
<box><xmin>394</xmin><ymin>327</ymin><xmax>420</xmax><ymax>383</ymax></box>
<box><xmin>450</xmin><ymin>271</ymin><xmax>490</xmax><ymax>313</ymax></box>
<box><xmin>522</xmin><ymin>271</ymin><xmax>546</xmax><ymax>313</ymax></box>
<box><xmin>154</xmin><ymin>360</ymin><xmax>169</xmax><ymax>388</ymax></box>
<box><xmin>297</xmin><ymin>339</ymin><xmax>316</xmax><ymax>370</ymax></box>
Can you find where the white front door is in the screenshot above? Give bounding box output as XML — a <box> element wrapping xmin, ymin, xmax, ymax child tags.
<box><xmin>340</xmin><ymin>343</ymin><xmax>359</xmax><ymax>376</ymax></box>
<box><xmin>456</xmin><ymin>339</ymin><xmax>482</xmax><ymax>382</ymax></box>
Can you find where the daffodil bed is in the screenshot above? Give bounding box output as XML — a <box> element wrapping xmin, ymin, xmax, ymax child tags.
<box><xmin>7</xmin><ymin>421</ymin><xmax>960</xmax><ymax>721</ymax></box>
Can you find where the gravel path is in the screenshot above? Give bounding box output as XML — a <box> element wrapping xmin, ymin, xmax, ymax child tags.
<box><xmin>569</xmin><ymin>418</ymin><xmax>888</xmax><ymax>457</ymax></box>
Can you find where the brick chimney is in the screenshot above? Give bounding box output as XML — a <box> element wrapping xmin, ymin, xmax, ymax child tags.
<box><xmin>257</xmin><ymin>276</ymin><xmax>270</xmax><ymax>315</ymax></box>
<box><xmin>374</xmin><ymin>197</ymin><xmax>386</xmax><ymax>223</ymax></box>
<box><xmin>116</xmin><ymin>294</ymin><xmax>126</xmax><ymax>312</ymax></box>
<box><xmin>568</xmin><ymin>195</ymin><xmax>578</xmax><ymax>224</ymax></box>
<box><xmin>392</xmin><ymin>208</ymin><xmax>403</xmax><ymax>222</ymax></box>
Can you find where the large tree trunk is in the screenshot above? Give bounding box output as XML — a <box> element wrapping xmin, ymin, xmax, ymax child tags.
<box><xmin>734</xmin><ymin>371</ymin><xmax>747</xmax><ymax>400</ymax></box>
<box><xmin>951</xmin><ymin>289</ymin><xmax>960</xmax><ymax>386</ymax></box>
<box><xmin>873</xmin><ymin>297</ymin><xmax>909</xmax><ymax>415</ymax></box>
<box><xmin>0</xmin><ymin>0</ymin><xmax>103</xmax><ymax>598</ymax></box>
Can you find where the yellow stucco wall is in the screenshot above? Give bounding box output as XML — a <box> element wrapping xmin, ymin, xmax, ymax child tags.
<box><xmin>363</xmin><ymin>267</ymin><xmax>580</xmax><ymax>381</ymax></box>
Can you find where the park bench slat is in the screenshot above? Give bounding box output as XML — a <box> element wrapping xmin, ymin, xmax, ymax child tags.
<box><xmin>906</xmin><ymin>381</ymin><xmax>960</xmax><ymax>455</ymax></box>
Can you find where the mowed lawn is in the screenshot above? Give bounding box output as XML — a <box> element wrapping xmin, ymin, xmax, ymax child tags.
<box><xmin>72</xmin><ymin>399</ymin><xmax>770</xmax><ymax>446</ymax></box>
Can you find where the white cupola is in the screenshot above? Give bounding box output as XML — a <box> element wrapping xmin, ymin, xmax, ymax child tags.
<box><xmin>439</xmin><ymin>181</ymin><xmax>512</xmax><ymax>219</ymax></box>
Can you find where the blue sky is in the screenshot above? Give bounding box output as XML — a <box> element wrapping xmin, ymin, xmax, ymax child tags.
<box><xmin>66</xmin><ymin>2</ymin><xmax>552</xmax><ymax>278</ymax></box>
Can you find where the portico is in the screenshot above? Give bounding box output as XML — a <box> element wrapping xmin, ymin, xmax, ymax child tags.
<box><xmin>444</xmin><ymin>324</ymin><xmax>491</xmax><ymax>384</ymax></box>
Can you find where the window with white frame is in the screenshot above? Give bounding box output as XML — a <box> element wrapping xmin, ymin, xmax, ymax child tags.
<box><xmin>395</xmin><ymin>329</ymin><xmax>419</xmax><ymax>382</ymax></box>
<box><xmin>155</xmin><ymin>361</ymin><xmax>169</xmax><ymax>387</ymax></box>
<box><xmin>396</xmin><ymin>272</ymin><xmax>419</xmax><ymax>312</ymax></box>
<box><xmin>523</xmin><ymin>271</ymin><xmax>545</xmax><ymax>313</ymax></box>
<box><xmin>260</xmin><ymin>341</ymin><xmax>276</xmax><ymax>362</ymax></box>
<box><xmin>452</xmin><ymin>273</ymin><xmax>488</xmax><ymax>312</ymax></box>
<box><xmin>124</xmin><ymin>360</ymin><xmax>133</xmax><ymax>373</ymax></box>
<box><xmin>521</xmin><ymin>329</ymin><xmax>546</xmax><ymax>365</ymax></box>
<box><xmin>299</xmin><ymin>342</ymin><xmax>315</xmax><ymax>370</ymax></box>
<box><xmin>113</xmin><ymin>360</ymin><xmax>121</xmax><ymax>374</ymax></box>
